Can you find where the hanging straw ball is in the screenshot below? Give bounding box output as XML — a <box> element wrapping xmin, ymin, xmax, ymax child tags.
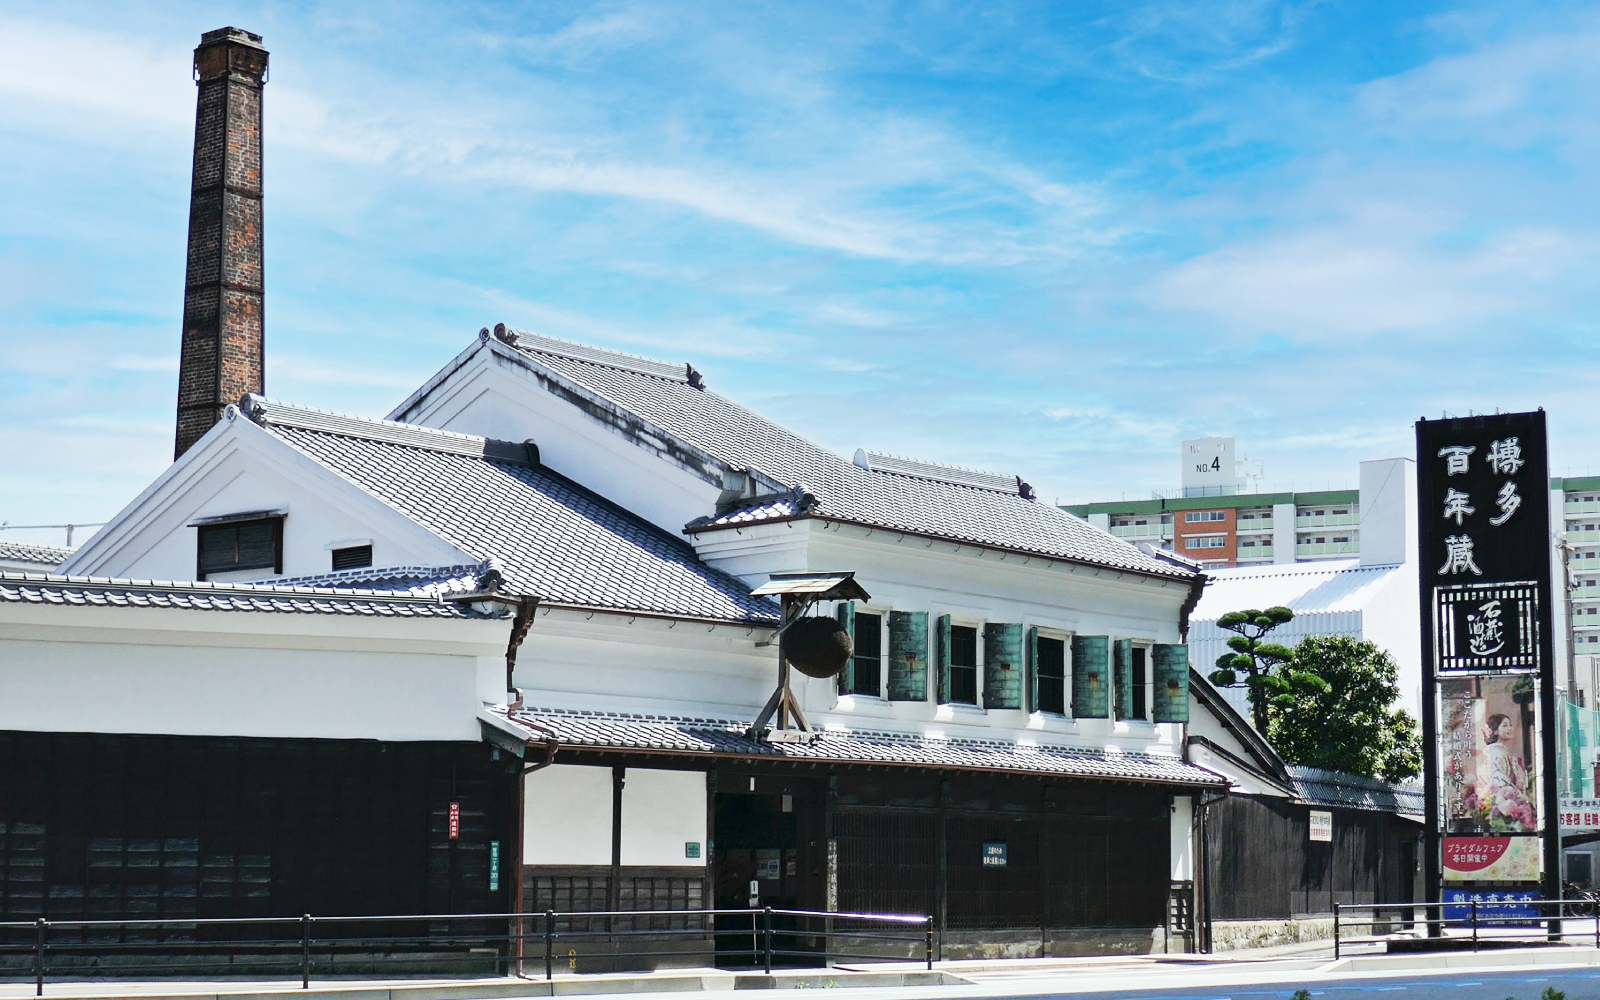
<box><xmin>784</xmin><ymin>617</ymin><xmax>854</xmax><ymax>678</ymax></box>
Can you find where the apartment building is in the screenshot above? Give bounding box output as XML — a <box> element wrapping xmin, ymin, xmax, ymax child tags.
<box><xmin>1552</xmin><ymin>478</ymin><xmax>1600</xmax><ymax>714</ymax></box>
<box><xmin>1061</xmin><ymin>442</ymin><xmax>1407</xmax><ymax>570</ymax></box>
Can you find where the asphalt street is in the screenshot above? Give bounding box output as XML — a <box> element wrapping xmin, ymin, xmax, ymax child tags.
<box><xmin>1048</xmin><ymin>970</ymin><xmax>1600</xmax><ymax>1000</ymax></box>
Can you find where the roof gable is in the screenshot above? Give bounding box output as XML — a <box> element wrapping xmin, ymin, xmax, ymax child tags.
<box><xmin>394</xmin><ymin>329</ymin><xmax>1194</xmax><ymax>582</ymax></box>
<box><xmin>248</xmin><ymin>399</ymin><xmax>780</xmax><ymax>624</ymax></box>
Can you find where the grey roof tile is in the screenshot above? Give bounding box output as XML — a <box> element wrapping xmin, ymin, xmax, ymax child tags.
<box><xmin>1289</xmin><ymin>765</ymin><xmax>1423</xmax><ymax>817</ymax></box>
<box><xmin>0</xmin><ymin>571</ymin><xmax>483</xmax><ymax>618</ymax></box>
<box><xmin>500</xmin><ymin>705</ymin><xmax>1225</xmax><ymax>787</ymax></box>
<box><xmin>496</xmin><ymin>332</ymin><xmax>1193</xmax><ymax>580</ymax></box>
<box><xmin>0</xmin><ymin>541</ymin><xmax>75</xmax><ymax>567</ymax></box>
<box><xmin>250</xmin><ymin>401</ymin><xmax>781</xmax><ymax>624</ymax></box>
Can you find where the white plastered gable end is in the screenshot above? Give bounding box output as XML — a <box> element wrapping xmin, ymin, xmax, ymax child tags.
<box><xmin>63</xmin><ymin>407</ymin><xmax>474</xmax><ymax>582</ymax></box>
<box><xmin>385</xmin><ymin>337</ymin><xmax>737</xmax><ymax>537</ymax></box>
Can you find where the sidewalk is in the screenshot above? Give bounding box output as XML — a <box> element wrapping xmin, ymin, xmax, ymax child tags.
<box><xmin>6</xmin><ymin>944</ymin><xmax>1600</xmax><ymax>1000</ymax></box>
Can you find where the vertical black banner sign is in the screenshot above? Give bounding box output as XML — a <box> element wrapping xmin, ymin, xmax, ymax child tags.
<box><xmin>1416</xmin><ymin>411</ymin><xmax>1557</xmax><ymax>922</ymax></box>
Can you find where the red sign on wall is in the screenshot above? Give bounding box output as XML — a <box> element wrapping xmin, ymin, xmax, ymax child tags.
<box><xmin>448</xmin><ymin>801</ymin><xmax>460</xmax><ymax>840</ymax></box>
<box><xmin>1442</xmin><ymin>836</ymin><xmax>1540</xmax><ymax>881</ymax></box>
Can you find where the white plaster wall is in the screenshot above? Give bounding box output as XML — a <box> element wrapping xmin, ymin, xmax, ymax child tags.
<box><xmin>1185</xmin><ymin>696</ymin><xmax>1292</xmax><ymax>799</ymax></box>
<box><xmin>621</xmin><ymin>768</ymin><xmax>707</xmax><ymax>866</ymax></box>
<box><xmin>392</xmin><ymin>346</ymin><xmax>724</xmax><ymax>536</ymax></box>
<box><xmin>1360</xmin><ymin>557</ymin><xmax>1422</xmax><ymax>719</ymax></box>
<box><xmin>0</xmin><ymin>605</ymin><xmax>501</xmax><ymax>741</ymax></box>
<box><xmin>64</xmin><ymin>415</ymin><xmax>469</xmax><ymax>583</ymax></box>
<box><xmin>696</xmin><ymin>518</ymin><xmax>1194</xmax><ymax>755</ymax></box>
<box><xmin>524</xmin><ymin>764</ymin><xmax>613</xmax><ymax>865</ymax></box>
<box><xmin>513</xmin><ymin>608</ymin><xmax>777</xmax><ymax>719</ymax></box>
<box><xmin>1170</xmin><ymin>795</ymin><xmax>1194</xmax><ymax>882</ymax></box>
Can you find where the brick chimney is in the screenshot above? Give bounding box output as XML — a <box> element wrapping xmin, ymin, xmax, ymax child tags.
<box><xmin>175</xmin><ymin>27</ymin><xmax>268</xmax><ymax>459</ymax></box>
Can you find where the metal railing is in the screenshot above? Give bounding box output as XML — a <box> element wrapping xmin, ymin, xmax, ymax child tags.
<box><xmin>1333</xmin><ymin>899</ymin><xmax>1600</xmax><ymax>960</ymax></box>
<box><xmin>0</xmin><ymin>907</ymin><xmax>933</xmax><ymax>994</ymax></box>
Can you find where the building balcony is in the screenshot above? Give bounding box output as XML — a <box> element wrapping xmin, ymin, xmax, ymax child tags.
<box><xmin>1110</xmin><ymin>524</ymin><xmax>1173</xmax><ymax>540</ymax></box>
<box><xmin>1297</xmin><ymin>541</ymin><xmax>1359</xmax><ymax>558</ymax></box>
<box><xmin>1566</xmin><ymin>529</ymin><xmax>1600</xmax><ymax>544</ymax></box>
<box><xmin>1296</xmin><ymin>513</ymin><xmax>1359</xmax><ymax>528</ymax></box>
<box><xmin>1568</xmin><ymin>500</ymin><xmax>1600</xmax><ymax>515</ymax></box>
<box><xmin>1235</xmin><ymin>522</ymin><xmax>1276</xmax><ymax>535</ymax></box>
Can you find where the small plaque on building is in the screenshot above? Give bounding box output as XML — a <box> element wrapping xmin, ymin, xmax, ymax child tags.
<box><xmin>685</xmin><ymin>841</ymin><xmax>701</xmax><ymax>859</ymax></box>
<box><xmin>1309</xmin><ymin>810</ymin><xmax>1333</xmax><ymax>842</ymax></box>
<box><xmin>982</xmin><ymin>842</ymin><xmax>1007</xmax><ymax>867</ymax></box>
<box><xmin>489</xmin><ymin>840</ymin><xmax>500</xmax><ymax>891</ymax></box>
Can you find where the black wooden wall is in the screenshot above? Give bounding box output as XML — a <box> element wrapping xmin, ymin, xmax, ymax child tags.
<box><xmin>830</xmin><ymin>771</ymin><xmax>1170</xmax><ymax>931</ymax></box>
<box><xmin>1205</xmin><ymin>793</ymin><xmax>1420</xmax><ymax>920</ymax></box>
<box><xmin>0</xmin><ymin>731</ymin><xmax>517</xmax><ymax>929</ymax></box>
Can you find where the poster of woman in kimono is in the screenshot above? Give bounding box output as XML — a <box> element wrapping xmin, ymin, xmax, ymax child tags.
<box><xmin>1441</xmin><ymin>674</ymin><xmax>1539</xmax><ymax>834</ymax></box>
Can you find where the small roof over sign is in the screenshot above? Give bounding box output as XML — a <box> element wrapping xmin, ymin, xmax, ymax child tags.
<box><xmin>751</xmin><ymin>571</ymin><xmax>871</xmax><ymax>602</ymax></box>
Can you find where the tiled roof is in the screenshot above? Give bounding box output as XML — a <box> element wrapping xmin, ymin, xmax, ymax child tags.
<box><xmin>247</xmin><ymin>399</ymin><xmax>781</xmax><ymax>625</ymax></box>
<box><xmin>0</xmin><ymin>541</ymin><xmax>74</xmax><ymax>567</ymax></box>
<box><xmin>0</xmin><ymin>571</ymin><xmax>484</xmax><ymax>618</ymax></box>
<box><xmin>1289</xmin><ymin>765</ymin><xmax>1423</xmax><ymax>818</ymax></box>
<box><xmin>499</xmin><ymin>705</ymin><xmax>1226</xmax><ymax>787</ymax></box>
<box><xmin>276</xmin><ymin>564</ymin><xmax>484</xmax><ymax>598</ymax></box>
<box><xmin>469</xmin><ymin>332</ymin><xmax>1193</xmax><ymax>581</ymax></box>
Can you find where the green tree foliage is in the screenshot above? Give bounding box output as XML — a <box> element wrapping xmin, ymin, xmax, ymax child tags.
<box><xmin>1267</xmin><ymin>635</ymin><xmax>1422</xmax><ymax>782</ymax></box>
<box><xmin>1207</xmin><ymin>606</ymin><xmax>1327</xmax><ymax>732</ymax></box>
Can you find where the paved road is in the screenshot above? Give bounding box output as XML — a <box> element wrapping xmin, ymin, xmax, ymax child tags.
<box><xmin>991</xmin><ymin>969</ymin><xmax>1600</xmax><ymax>1000</ymax></box>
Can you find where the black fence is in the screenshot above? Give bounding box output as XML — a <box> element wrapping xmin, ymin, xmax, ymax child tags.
<box><xmin>1333</xmin><ymin>899</ymin><xmax>1600</xmax><ymax>958</ymax></box>
<box><xmin>0</xmin><ymin>907</ymin><xmax>933</xmax><ymax>994</ymax></box>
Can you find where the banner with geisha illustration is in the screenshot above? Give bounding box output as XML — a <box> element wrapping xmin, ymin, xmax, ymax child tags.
<box><xmin>1440</xmin><ymin>674</ymin><xmax>1539</xmax><ymax>835</ymax></box>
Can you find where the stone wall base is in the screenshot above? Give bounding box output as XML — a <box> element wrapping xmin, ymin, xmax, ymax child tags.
<box><xmin>1210</xmin><ymin>916</ymin><xmax>1336</xmax><ymax>952</ymax></box>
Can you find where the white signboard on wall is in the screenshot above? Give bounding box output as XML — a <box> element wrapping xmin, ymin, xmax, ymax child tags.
<box><xmin>1309</xmin><ymin>810</ymin><xmax>1333</xmax><ymax>842</ymax></box>
<box><xmin>1182</xmin><ymin>437</ymin><xmax>1240</xmax><ymax>496</ymax></box>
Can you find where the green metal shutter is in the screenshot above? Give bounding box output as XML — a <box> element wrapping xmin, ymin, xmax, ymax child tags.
<box><xmin>835</xmin><ymin>603</ymin><xmax>856</xmax><ymax>693</ymax></box>
<box><xmin>1113</xmin><ymin>638</ymin><xmax>1134</xmax><ymax>720</ymax></box>
<box><xmin>1026</xmin><ymin>626</ymin><xmax>1039</xmax><ymax>713</ymax></box>
<box><xmin>1071</xmin><ymin>635</ymin><xmax>1109</xmax><ymax>718</ymax></box>
<box><xmin>935</xmin><ymin>614</ymin><xmax>952</xmax><ymax>704</ymax></box>
<box><xmin>1152</xmin><ymin>644</ymin><xmax>1191</xmax><ymax>723</ymax></box>
<box><xmin>982</xmin><ymin>623</ymin><xmax>1024</xmax><ymax>710</ymax></box>
<box><xmin>887</xmin><ymin>611</ymin><xmax>929</xmax><ymax>701</ymax></box>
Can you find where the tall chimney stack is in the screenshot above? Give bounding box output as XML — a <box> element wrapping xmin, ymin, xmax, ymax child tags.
<box><xmin>175</xmin><ymin>27</ymin><xmax>268</xmax><ymax>459</ymax></box>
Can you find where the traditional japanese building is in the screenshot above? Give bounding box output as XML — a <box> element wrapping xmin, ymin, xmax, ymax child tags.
<box><xmin>0</xmin><ymin>24</ymin><xmax>1418</xmax><ymax>969</ymax></box>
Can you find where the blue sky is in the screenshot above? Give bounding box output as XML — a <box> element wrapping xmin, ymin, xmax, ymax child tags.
<box><xmin>3</xmin><ymin>1</ymin><xmax>1598</xmax><ymax>543</ymax></box>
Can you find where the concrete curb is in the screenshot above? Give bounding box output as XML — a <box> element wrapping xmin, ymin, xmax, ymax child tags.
<box><xmin>0</xmin><ymin>968</ymin><xmax>969</xmax><ymax>1000</ymax></box>
<box><xmin>1318</xmin><ymin>945</ymin><xmax>1600</xmax><ymax>974</ymax></box>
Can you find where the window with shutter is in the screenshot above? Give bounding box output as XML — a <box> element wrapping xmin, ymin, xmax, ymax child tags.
<box><xmin>982</xmin><ymin>623</ymin><xmax>1023</xmax><ymax>709</ymax></box>
<box><xmin>331</xmin><ymin>544</ymin><xmax>372</xmax><ymax>571</ymax></box>
<box><xmin>835</xmin><ymin>603</ymin><xmax>856</xmax><ymax>694</ymax></box>
<box><xmin>196</xmin><ymin>517</ymin><xmax>282</xmax><ymax>579</ymax></box>
<box><xmin>1113</xmin><ymin>639</ymin><xmax>1133</xmax><ymax>719</ymax></box>
<box><xmin>1152</xmin><ymin>644</ymin><xmax>1190</xmax><ymax>722</ymax></box>
<box><xmin>947</xmin><ymin>625</ymin><xmax>978</xmax><ymax>705</ymax></box>
<box><xmin>887</xmin><ymin>611</ymin><xmax>929</xmax><ymax>701</ymax></box>
<box><xmin>935</xmin><ymin>615</ymin><xmax>952</xmax><ymax>704</ymax></box>
<box><xmin>1071</xmin><ymin>635</ymin><xmax>1109</xmax><ymax>718</ymax></box>
<box><xmin>1034</xmin><ymin>634</ymin><xmax>1066</xmax><ymax>715</ymax></box>
<box><xmin>1132</xmin><ymin>646</ymin><xmax>1148</xmax><ymax>720</ymax></box>
<box><xmin>849</xmin><ymin>612</ymin><xmax>882</xmax><ymax>696</ymax></box>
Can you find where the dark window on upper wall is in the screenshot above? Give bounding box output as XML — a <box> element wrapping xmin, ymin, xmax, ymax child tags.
<box><xmin>948</xmin><ymin>625</ymin><xmax>978</xmax><ymax>705</ymax></box>
<box><xmin>331</xmin><ymin>545</ymin><xmax>373</xmax><ymax>571</ymax></box>
<box><xmin>197</xmin><ymin>518</ymin><xmax>282</xmax><ymax>579</ymax></box>
<box><xmin>1036</xmin><ymin>637</ymin><xmax>1066</xmax><ymax>715</ymax></box>
<box><xmin>1131</xmin><ymin>646</ymin><xmax>1148</xmax><ymax>720</ymax></box>
<box><xmin>849</xmin><ymin>612</ymin><xmax>882</xmax><ymax>696</ymax></box>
